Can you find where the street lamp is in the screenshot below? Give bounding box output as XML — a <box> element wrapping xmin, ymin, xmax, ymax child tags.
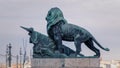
<box><xmin>20</xmin><ymin>48</ymin><xmax>22</xmax><ymax>68</ymax></box>
<box><xmin>8</xmin><ymin>43</ymin><xmax>12</xmax><ymax>68</ymax></box>
<box><xmin>6</xmin><ymin>45</ymin><xmax>8</xmax><ymax>68</ymax></box>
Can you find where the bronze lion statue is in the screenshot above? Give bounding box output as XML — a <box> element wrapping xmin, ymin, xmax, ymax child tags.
<box><xmin>46</xmin><ymin>7</ymin><xmax>110</xmax><ymax>57</ymax></box>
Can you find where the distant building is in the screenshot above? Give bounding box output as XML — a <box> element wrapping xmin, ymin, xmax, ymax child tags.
<box><xmin>100</xmin><ymin>60</ymin><xmax>120</xmax><ymax>68</ymax></box>
<box><xmin>0</xmin><ymin>64</ymin><xmax>6</xmax><ymax>68</ymax></box>
<box><xmin>11</xmin><ymin>58</ymin><xmax>31</xmax><ymax>68</ymax></box>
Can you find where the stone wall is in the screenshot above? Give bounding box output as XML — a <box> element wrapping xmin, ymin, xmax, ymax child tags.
<box><xmin>31</xmin><ymin>58</ymin><xmax>101</xmax><ymax>68</ymax></box>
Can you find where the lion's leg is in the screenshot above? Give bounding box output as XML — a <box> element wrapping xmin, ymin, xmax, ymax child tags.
<box><xmin>84</xmin><ymin>39</ymin><xmax>100</xmax><ymax>57</ymax></box>
<box><xmin>74</xmin><ymin>34</ymin><xmax>84</xmax><ymax>57</ymax></box>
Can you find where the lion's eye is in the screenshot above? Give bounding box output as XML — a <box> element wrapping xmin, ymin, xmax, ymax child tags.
<box><xmin>48</xmin><ymin>13</ymin><xmax>51</xmax><ymax>16</ymax></box>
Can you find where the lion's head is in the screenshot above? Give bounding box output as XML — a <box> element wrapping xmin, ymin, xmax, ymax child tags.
<box><xmin>46</xmin><ymin>7</ymin><xmax>67</xmax><ymax>31</ymax></box>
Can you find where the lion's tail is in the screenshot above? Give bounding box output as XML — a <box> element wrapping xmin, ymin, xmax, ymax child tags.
<box><xmin>92</xmin><ymin>37</ymin><xmax>110</xmax><ymax>51</ymax></box>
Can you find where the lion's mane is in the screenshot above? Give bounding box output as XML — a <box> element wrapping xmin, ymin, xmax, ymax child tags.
<box><xmin>46</xmin><ymin>7</ymin><xmax>67</xmax><ymax>32</ymax></box>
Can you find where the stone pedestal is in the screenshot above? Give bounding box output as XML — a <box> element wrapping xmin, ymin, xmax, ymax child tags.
<box><xmin>31</xmin><ymin>58</ymin><xmax>101</xmax><ymax>68</ymax></box>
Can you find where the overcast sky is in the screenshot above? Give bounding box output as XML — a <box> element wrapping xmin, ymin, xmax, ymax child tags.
<box><xmin>0</xmin><ymin>0</ymin><xmax>120</xmax><ymax>62</ymax></box>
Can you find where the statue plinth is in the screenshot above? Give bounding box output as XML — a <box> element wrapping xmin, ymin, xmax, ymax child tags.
<box><xmin>31</xmin><ymin>58</ymin><xmax>101</xmax><ymax>68</ymax></box>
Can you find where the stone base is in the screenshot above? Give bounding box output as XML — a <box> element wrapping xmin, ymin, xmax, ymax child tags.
<box><xmin>31</xmin><ymin>58</ymin><xmax>101</xmax><ymax>68</ymax></box>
